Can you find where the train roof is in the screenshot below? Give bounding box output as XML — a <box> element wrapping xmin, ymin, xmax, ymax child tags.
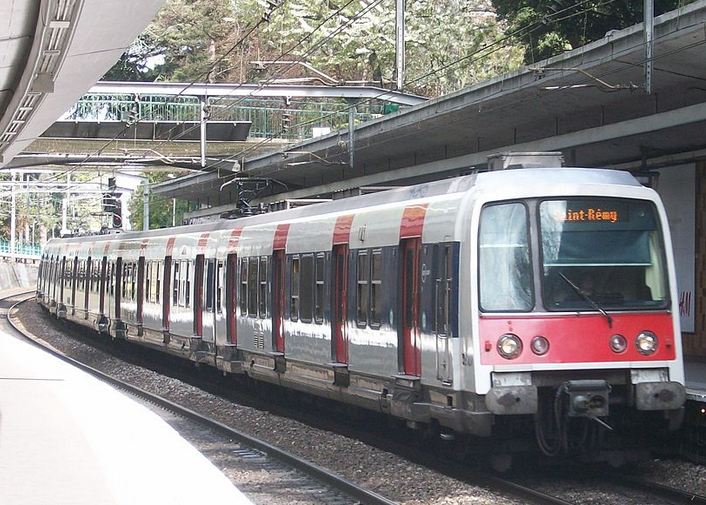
<box><xmin>49</xmin><ymin>167</ymin><xmax>641</xmax><ymax>245</ymax></box>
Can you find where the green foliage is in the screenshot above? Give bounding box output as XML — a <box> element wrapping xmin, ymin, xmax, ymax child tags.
<box><xmin>491</xmin><ymin>0</ymin><xmax>696</xmax><ymax>64</ymax></box>
<box><xmin>129</xmin><ymin>172</ymin><xmax>191</xmax><ymax>230</ymax></box>
<box><xmin>104</xmin><ymin>0</ymin><xmax>524</xmax><ymax>96</ymax></box>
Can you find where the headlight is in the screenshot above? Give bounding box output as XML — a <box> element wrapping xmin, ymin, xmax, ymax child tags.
<box><xmin>531</xmin><ymin>336</ymin><xmax>549</xmax><ymax>356</ymax></box>
<box><xmin>636</xmin><ymin>331</ymin><xmax>658</xmax><ymax>355</ymax></box>
<box><xmin>609</xmin><ymin>334</ymin><xmax>627</xmax><ymax>353</ymax></box>
<box><xmin>497</xmin><ymin>333</ymin><xmax>523</xmax><ymax>359</ymax></box>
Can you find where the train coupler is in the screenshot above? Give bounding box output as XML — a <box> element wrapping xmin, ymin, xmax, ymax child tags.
<box><xmin>564</xmin><ymin>379</ymin><xmax>611</xmax><ymax>418</ymax></box>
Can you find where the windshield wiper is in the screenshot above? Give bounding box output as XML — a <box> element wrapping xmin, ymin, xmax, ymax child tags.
<box><xmin>558</xmin><ymin>272</ymin><xmax>613</xmax><ymax>328</ymax></box>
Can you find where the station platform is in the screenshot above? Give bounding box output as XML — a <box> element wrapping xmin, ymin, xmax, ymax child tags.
<box><xmin>0</xmin><ymin>302</ymin><xmax>251</xmax><ymax>505</ymax></box>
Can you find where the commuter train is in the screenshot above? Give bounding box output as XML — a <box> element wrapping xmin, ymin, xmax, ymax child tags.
<box><xmin>36</xmin><ymin>165</ymin><xmax>686</xmax><ymax>463</ymax></box>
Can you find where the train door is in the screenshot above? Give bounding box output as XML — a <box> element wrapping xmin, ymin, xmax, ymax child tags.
<box><xmin>99</xmin><ymin>256</ymin><xmax>107</xmax><ymax>316</ymax></box>
<box><xmin>435</xmin><ymin>245</ymin><xmax>453</xmax><ymax>384</ymax></box>
<box><xmin>226</xmin><ymin>254</ymin><xmax>238</xmax><ymax>344</ymax></box>
<box><xmin>194</xmin><ymin>254</ymin><xmax>204</xmax><ymax>337</ymax></box>
<box><xmin>400</xmin><ymin>238</ymin><xmax>422</xmax><ymax>376</ymax></box>
<box><xmin>201</xmin><ymin>257</ymin><xmax>217</xmax><ymax>344</ymax></box>
<box><xmin>272</xmin><ymin>250</ymin><xmax>285</xmax><ymax>353</ymax></box>
<box><xmin>331</xmin><ymin>244</ymin><xmax>349</xmax><ymax>363</ymax></box>
<box><xmin>137</xmin><ymin>256</ymin><xmax>145</xmax><ymax>327</ymax></box>
<box><xmin>114</xmin><ymin>257</ymin><xmax>122</xmax><ymax>321</ymax></box>
<box><xmin>162</xmin><ymin>256</ymin><xmax>172</xmax><ymax>332</ymax></box>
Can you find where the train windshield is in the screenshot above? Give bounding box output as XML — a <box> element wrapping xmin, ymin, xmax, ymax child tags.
<box><xmin>479</xmin><ymin>203</ymin><xmax>534</xmax><ymax>311</ymax></box>
<box><xmin>539</xmin><ymin>198</ymin><xmax>669</xmax><ymax>311</ymax></box>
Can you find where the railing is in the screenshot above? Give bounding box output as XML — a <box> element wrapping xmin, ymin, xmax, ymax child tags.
<box><xmin>0</xmin><ymin>240</ymin><xmax>42</xmax><ymax>259</ymax></box>
<box><xmin>63</xmin><ymin>94</ymin><xmax>386</xmax><ymax>140</ymax></box>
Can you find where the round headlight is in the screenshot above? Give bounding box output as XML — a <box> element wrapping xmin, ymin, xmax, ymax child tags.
<box><xmin>497</xmin><ymin>333</ymin><xmax>523</xmax><ymax>359</ymax></box>
<box><xmin>531</xmin><ymin>336</ymin><xmax>550</xmax><ymax>356</ymax></box>
<box><xmin>609</xmin><ymin>334</ymin><xmax>627</xmax><ymax>353</ymax></box>
<box><xmin>636</xmin><ymin>331</ymin><xmax>658</xmax><ymax>355</ymax></box>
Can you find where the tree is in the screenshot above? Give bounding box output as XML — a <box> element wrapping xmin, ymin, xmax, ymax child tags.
<box><xmin>129</xmin><ymin>172</ymin><xmax>191</xmax><ymax>230</ymax></box>
<box><xmin>104</xmin><ymin>0</ymin><xmax>524</xmax><ymax>97</ymax></box>
<box><xmin>490</xmin><ymin>0</ymin><xmax>696</xmax><ymax>64</ymax></box>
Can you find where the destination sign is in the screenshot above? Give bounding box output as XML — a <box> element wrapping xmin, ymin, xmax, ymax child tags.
<box><xmin>564</xmin><ymin>207</ymin><xmax>620</xmax><ymax>223</ymax></box>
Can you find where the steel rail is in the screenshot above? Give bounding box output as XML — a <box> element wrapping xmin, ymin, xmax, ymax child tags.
<box><xmin>6</xmin><ymin>295</ymin><xmax>397</xmax><ymax>505</ymax></box>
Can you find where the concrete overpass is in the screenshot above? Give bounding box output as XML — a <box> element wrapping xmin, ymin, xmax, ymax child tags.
<box><xmin>0</xmin><ymin>0</ymin><xmax>165</xmax><ymax>167</ymax></box>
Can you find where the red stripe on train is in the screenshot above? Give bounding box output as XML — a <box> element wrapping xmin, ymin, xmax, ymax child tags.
<box><xmin>479</xmin><ymin>312</ymin><xmax>676</xmax><ymax>365</ymax></box>
<box><xmin>274</xmin><ymin>224</ymin><xmax>290</xmax><ymax>250</ymax></box>
<box><xmin>400</xmin><ymin>204</ymin><xmax>428</xmax><ymax>239</ymax></box>
<box><xmin>166</xmin><ymin>237</ymin><xmax>176</xmax><ymax>256</ymax></box>
<box><xmin>227</xmin><ymin>228</ymin><xmax>243</xmax><ymax>250</ymax></box>
<box><xmin>333</xmin><ymin>215</ymin><xmax>354</xmax><ymax>245</ymax></box>
<box><xmin>197</xmin><ymin>232</ymin><xmax>209</xmax><ymax>252</ymax></box>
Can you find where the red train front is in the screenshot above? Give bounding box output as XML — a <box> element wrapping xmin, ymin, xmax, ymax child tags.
<box><xmin>471</xmin><ymin>178</ymin><xmax>685</xmax><ymax>460</ymax></box>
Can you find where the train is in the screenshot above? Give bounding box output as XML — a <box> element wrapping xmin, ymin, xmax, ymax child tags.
<box><xmin>36</xmin><ymin>162</ymin><xmax>687</xmax><ymax>466</ymax></box>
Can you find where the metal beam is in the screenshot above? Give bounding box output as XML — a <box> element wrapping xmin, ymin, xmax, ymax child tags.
<box><xmin>88</xmin><ymin>81</ymin><xmax>428</xmax><ymax>107</ymax></box>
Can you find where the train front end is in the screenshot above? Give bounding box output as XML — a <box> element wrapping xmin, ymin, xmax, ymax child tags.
<box><xmin>471</xmin><ymin>169</ymin><xmax>685</xmax><ymax>459</ymax></box>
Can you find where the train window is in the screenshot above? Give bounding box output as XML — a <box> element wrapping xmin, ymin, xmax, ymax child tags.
<box><xmin>479</xmin><ymin>203</ymin><xmax>533</xmax><ymax>312</ymax></box>
<box><xmin>299</xmin><ymin>254</ymin><xmax>314</xmax><ymax>323</ymax></box>
<box><xmin>356</xmin><ymin>251</ymin><xmax>369</xmax><ymax>326</ymax></box>
<box><xmin>173</xmin><ymin>261</ymin><xmax>180</xmax><ymax>305</ymax></box>
<box><xmin>314</xmin><ymin>253</ymin><xmax>325</xmax><ymax>324</ymax></box>
<box><xmin>216</xmin><ymin>260</ymin><xmax>224</xmax><ymax>313</ymax></box>
<box><xmin>435</xmin><ymin>245</ymin><xmax>452</xmax><ymax>336</ymax></box>
<box><xmin>131</xmin><ymin>262</ymin><xmax>136</xmax><ymax>301</ymax></box>
<box><xmin>370</xmin><ymin>249</ymin><xmax>383</xmax><ymax>327</ymax></box>
<box><xmin>290</xmin><ymin>257</ymin><xmax>300</xmax><ymax>321</ymax></box>
<box><xmin>539</xmin><ymin>198</ymin><xmax>669</xmax><ymax>310</ymax></box>
<box><xmin>258</xmin><ymin>257</ymin><xmax>267</xmax><ymax>318</ymax></box>
<box><xmin>155</xmin><ymin>261</ymin><xmax>162</xmax><ymax>304</ymax></box>
<box><xmin>145</xmin><ymin>262</ymin><xmax>151</xmax><ymax>303</ymax></box>
<box><xmin>239</xmin><ymin>259</ymin><xmax>248</xmax><ymax>316</ymax></box>
<box><xmin>248</xmin><ymin>257</ymin><xmax>258</xmax><ymax>316</ymax></box>
<box><xmin>206</xmin><ymin>258</ymin><xmax>215</xmax><ymax>312</ymax></box>
<box><xmin>184</xmin><ymin>261</ymin><xmax>191</xmax><ymax>308</ymax></box>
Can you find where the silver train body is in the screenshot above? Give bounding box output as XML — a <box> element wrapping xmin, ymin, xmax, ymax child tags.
<box><xmin>37</xmin><ymin>168</ymin><xmax>686</xmax><ymax>446</ymax></box>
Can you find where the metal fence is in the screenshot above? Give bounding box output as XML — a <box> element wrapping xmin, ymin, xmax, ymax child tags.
<box><xmin>0</xmin><ymin>240</ymin><xmax>42</xmax><ymax>258</ymax></box>
<box><xmin>64</xmin><ymin>94</ymin><xmax>386</xmax><ymax>140</ymax></box>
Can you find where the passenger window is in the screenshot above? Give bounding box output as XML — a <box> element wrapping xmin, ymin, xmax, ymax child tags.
<box><xmin>370</xmin><ymin>250</ymin><xmax>383</xmax><ymax>327</ymax></box>
<box><xmin>173</xmin><ymin>261</ymin><xmax>180</xmax><ymax>305</ymax></box>
<box><xmin>300</xmin><ymin>255</ymin><xmax>314</xmax><ymax>323</ymax></box>
<box><xmin>290</xmin><ymin>257</ymin><xmax>300</xmax><ymax>321</ymax></box>
<box><xmin>314</xmin><ymin>254</ymin><xmax>325</xmax><ymax>324</ymax></box>
<box><xmin>239</xmin><ymin>259</ymin><xmax>248</xmax><ymax>316</ymax></box>
<box><xmin>216</xmin><ymin>260</ymin><xmax>224</xmax><ymax>313</ymax></box>
<box><xmin>248</xmin><ymin>257</ymin><xmax>258</xmax><ymax>316</ymax></box>
<box><xmin>356</xmin><ymin>252</ymin><xmax>369</xmax><ymax>326</ymax></box>
<box><xmin>156</xmin><ymin>262</ymin><xmax>162</xmax><ymax>304</ymax></box>
<box><xmin>184</xmin><ymin>261</ymin><xmax>191</xmax><ymax>307</ymax></box>
<box><xmin>206</xmin><ymin>258</ymin><xmax>215</xmax><ymax>312</ymax></box>
<box><xmin>258</xmin><ymin>257</ymin><xmax>267</xmax><ymax>318</ymax></box>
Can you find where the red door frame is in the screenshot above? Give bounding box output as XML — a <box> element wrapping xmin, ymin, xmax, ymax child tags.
<box><xmin>400</xmin><ymin>238</ymin><xmax>421</xmax><ymax>376</ymax></box>
<box><xmin>226</xmin><ymin>253</ymin><xmax>238</xmax><ymax>344</ymax></box>
<box><xmin>332</xmin><ymin>244</ymin><xmax>349</xmax><ymax>363</ymax></box>
<box><xmin>272</xmin><ymin>250</ymin><xmax>285</xmax><ymax>353</ymax></box>
<box><xmin>194</xmin><ymin>255</ymin><xmax>204</xmax><ymax>336</ymax></box>
<box><xmin>162</xmin><ymin>256</ymin><xmax>172</xmax><ymax>331</ymax></box>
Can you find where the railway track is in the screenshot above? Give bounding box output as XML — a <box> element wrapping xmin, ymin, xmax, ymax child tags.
<box><xmin>6</xmin><ymin>291</ymin><xmax>706</xmax><ymax>505</ymax></box>
<box><xmin>3</xmin><ymin>292</ymin><xmax>394</xmax><ymax>505</ymax></box>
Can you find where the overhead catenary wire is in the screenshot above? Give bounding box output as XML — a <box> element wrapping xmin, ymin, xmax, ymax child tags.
<box><xmin>203</xmin><ymin>0</ymin><xmax>627</xmax><ymax>178</ymax></box>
